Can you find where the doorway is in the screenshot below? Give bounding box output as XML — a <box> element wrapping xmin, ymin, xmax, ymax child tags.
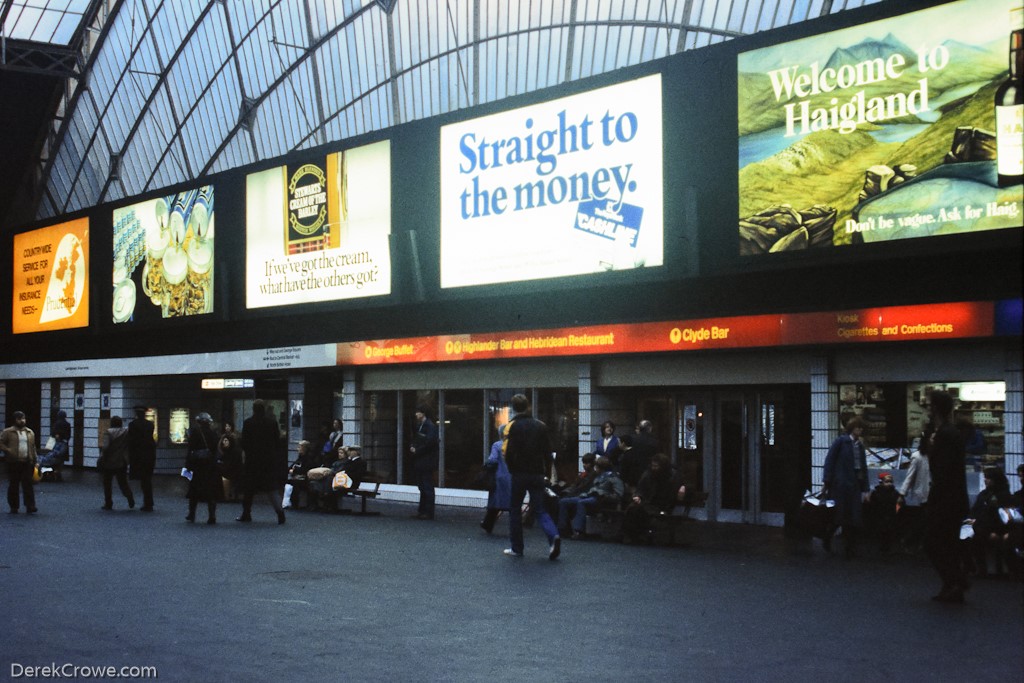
<box><xmin>714</xmin><ymin>389</ymin><xmax>806</xmax><ymax>525</ymax></box>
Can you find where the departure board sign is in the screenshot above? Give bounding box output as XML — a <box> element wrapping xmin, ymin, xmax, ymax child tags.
<box><xmin>738</xmin><ymin>0</ymin><xmax>1023</xmax><ymax>255</ymax></box>
<box><xmin>12</xmin><ymin>218</ymin><xmax>90</xmax><ymax>334</ymax></box>
<box><xmin>246</xmin><ymin>140</ymin><xmax>391</xmax><ymax>308</ymax></box>
<box><xmin>440</xmin><ymin>74</ymin><xmax>664</xmax><ymax>288</ymax></box>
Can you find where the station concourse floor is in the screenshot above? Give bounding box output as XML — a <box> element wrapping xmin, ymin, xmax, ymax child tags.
<box><xmin>2</xmin><ymin>472</ymin><xmax>1022</xmax><ymax>682</ymax></box>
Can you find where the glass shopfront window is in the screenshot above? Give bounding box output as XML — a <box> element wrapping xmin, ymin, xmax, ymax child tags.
<box><xmin>363</xmin><ymin>387</ymin><xmax>579</xmax><ymax>489</ymax></box>
<box><xmin>443</xmin><ymin>390</ymin><xmax>486</xmax><ymax>489</ymax></box>
<box><xmin>536</xmin><ymin>389</ymin><xmax>579</xmax><ymax>483</ymax></box>
<box><xmin>486</xmin><ymin>389</ymin><xmax>520</xmax><ymax>445</ymax></box>
<box><xmin>402</xmin><ymin>390</ymin><xmax>438</xmax><ymax>485</ymax></box>
<box><xmin>676</xmin><ymin>401</ymin><xmax>704</xmax><ymax>493</ymax></box>
<box><xmin>838</xmin><ymin>381</ymin><xmax>1006</xmax><ymax>472</ymax></box>
<box><xmin>363</xmin><ymin>391</ymin><xmax>398</xmax><ymax>483</ymax></box>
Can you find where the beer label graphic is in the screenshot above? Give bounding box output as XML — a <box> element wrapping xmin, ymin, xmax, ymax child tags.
<box><xmin>286</xmin><ymin>162</ymin><xmax>331</xmax><ymax>254</ymax></box>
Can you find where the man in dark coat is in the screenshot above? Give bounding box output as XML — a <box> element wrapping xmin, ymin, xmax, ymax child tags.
<box><xmin>621</xmin><ymin>420</ymin><xmax>657</xmax><ymax>489</ymax></box>
<box><xmin>921</xmin><ymin>390</ymin><xmax>969</xmax><ymax>603</ymax></box>
<box><xmin>127</xmin><ymin>406</ymin><xmax>156</xmax><ymax>511</ymax></box>
<box><xmin>823</xmin><ymin>416</ymin><xmax>869</xmax><ymax>557</ymax></box>
<box><xmin>503</xmin><ymin>393</ymin><xmax>561</xmax><ymax>560</ymax></box>
<box><xmin>238</xmin><ymin>400</ymin><xmax>286</xmax><ymax>524</ymax></box>
<box><xmin>409</xmin><ymin>404</ymin><xmax>438</xmax><ymax>520</ymax></box>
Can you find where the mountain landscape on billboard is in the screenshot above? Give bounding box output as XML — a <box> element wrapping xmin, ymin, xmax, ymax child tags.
<box><xmin>737</xmin><ymin>0</ymin><xmax>1020</xmax><ymax>254</ymax></box>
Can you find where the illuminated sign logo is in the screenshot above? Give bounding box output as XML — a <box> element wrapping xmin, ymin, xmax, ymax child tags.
<box><xmin>201</xmin><ymin>378</ymin><xmax>254</xmax><ymax>390</ymax></box>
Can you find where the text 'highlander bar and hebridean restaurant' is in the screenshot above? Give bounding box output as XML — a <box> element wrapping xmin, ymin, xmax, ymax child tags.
<box><xmin>338</xmin><ymin>300</ymin><xmax>1022</xmax><ymax>366</ymax></box>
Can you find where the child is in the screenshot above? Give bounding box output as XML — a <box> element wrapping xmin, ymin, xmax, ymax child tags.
<box><xmin>869</xmin><ymin>472</ymin><xmax>900</xmax><ymax>553</ymax></box>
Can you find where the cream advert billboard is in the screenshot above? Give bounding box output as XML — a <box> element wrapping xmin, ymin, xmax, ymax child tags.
<box><xmin>12</xmin><ymin>218</ymin><xmax>90</xmax><ymax>334</ymax></box>
<box><xmin>738</xmin><ymin>0</ymin><xmax>1023</xmax><ymax>255</ymax></box>
<box><xmin>112</xmin><ymin>186</ymin><xmax>214</xmax><ymax>323</ymax></box>
<box><xmin>440</xmin><ymin>74</ymin><xmax>664</xmax><ymax>288</ymax></box>
<box><xmin>246</xmin><ymin>140</ymin><xmax>391</xmax><ymax>308</ymax></box>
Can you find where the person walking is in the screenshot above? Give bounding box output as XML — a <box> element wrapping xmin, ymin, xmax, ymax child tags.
<box><xmin>822</xmin><ymin>416</ymin><xmax>869</xmax><ymax>557</ymax></box>
<box><xmin>218</xmin><ymin>422</ymin><xmax>244</xmax><ymax>502</ymax></box>
<box><xmin>503</xmin><ymin>394</ymin><xmax>561</xmax><ymax>560</ymax></box>
<box><xmin>921</xmin><ymin>390</ymin><xmax>970</xmax><ymax>603</ymax></box>
<box><xmin>127</xmin><ymin>406</ymin><xmax>156</xmax><ymax>511</ymax></box>
<box><xmin>409</xmin><ymin>404</ymin><xmax>438</xmax><ymax>520</ymax></box>
<box><xmin>480</xmin><ymin>431</ymin><xmax>512</xmax><ymax>534</ymax></box>
<box><xmin>1</xmin><ymin>411</ymin><xmax>38</xmax><ymax>514</ymax></box>
<box><xmin>185</xmin><ymin>413</ymin><xmax>220</xmax><ymax>524</ymax></box>
<box><xmin>99</xmin><ymin>416</ymin><xmax>135</xmax><ymax>511</ymax></box>
<box><xmin>897</xmin><ymin>444</ymin><xmax>931</xmax><ymax>553</ymax></box>
<box><xmin>238</xmin><ymin>400</ymin><xmax>287</xmax><ymax>524</ymax></box>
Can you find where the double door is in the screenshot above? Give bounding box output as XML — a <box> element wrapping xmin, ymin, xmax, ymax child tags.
<box><xmin>643</xmin><ymin>389</ymin><xmax>800</xmax><ymax>525</ymax></box>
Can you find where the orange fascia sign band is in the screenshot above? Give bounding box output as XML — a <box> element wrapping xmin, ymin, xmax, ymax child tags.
<box><xmin>336</xmin><ymin>301</ymin><xmax>998</xmax><ymax>366</ymax></box>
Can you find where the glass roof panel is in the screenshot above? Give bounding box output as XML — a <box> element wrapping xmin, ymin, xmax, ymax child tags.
<box><xmin>2</xmin><ymin>0</ymin><xmax>92</xmax><ymax>45</ymax></box>
<box><xmin>22</xmin><ymin>0</ymin><xmax>893</xmax><ymax>220</ymax></box>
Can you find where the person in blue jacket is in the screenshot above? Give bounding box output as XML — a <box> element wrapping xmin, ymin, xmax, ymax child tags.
<box><xmin>480</xmin><ymin>429</ymin><xmax>512</xmax><ymax>534</ymax></box>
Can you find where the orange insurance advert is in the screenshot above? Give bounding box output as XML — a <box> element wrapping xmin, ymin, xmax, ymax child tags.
<box><xmin>12</xmin><ymin>218</ymin><xmax>90</xmax><ymax>334</ymax></box>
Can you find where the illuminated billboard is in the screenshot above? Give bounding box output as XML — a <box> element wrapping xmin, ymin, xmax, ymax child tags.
<box><xmin>245</xmin><ymin>140</ymin><xmax>391</xmax><ymax>308</ymax></box>
<box><xmin>111</xmin><ymin>186</ymin><xmax>214</xmax><ymax>323</ymax></box>
<box><xmin>440</xmin><ymin>74</ymin><xmax>664</xmax><ymax>288</ymax></box>
<box><xmin>738</xmin><ymin>0</ymin><xmax>1023</xmax><ymax>255</ymax></box>
<box><xmin>12</xmin><ymin>218</ymin><xmax>90</xmax><ymax>334</ymax></box>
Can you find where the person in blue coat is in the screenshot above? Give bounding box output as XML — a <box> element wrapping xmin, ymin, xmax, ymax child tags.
<box><xmin>823</xmin><ymin>416</ymin><xmax>869</xmax><ymax>557</ymax></box>
<box><xmin>480</xmin><ymin>433</ymin><xmax>512</xmax><ymax>534</ymax></box>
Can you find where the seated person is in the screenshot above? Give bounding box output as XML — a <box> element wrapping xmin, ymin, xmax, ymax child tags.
<box><xmin>1004</xmin><ymin>464</ymin><xmax>1024</xmax><ymax>578</ymax></box>
<box><xmin>963</xmin><ymin>466</ymin><xmax>1013</xmax><ymax>578</ymax></box>
<box><xmin>622</xmin><ymin>453</ymin><xmax>680</xmax><ymax>544</ymax></box>
<box><xmin>313</xmin><ymin>445</ymin><xmax>367</xmax><ymax>512</ymax></box>
<box><xmin>306</xmin><ymin>445</ymin><xmax>345</xmax><ymax>510</ymax></box>
<box><xmin>559</xmin><ymin>453</ymin><xmax>597</xmax><ymax>499</ymax></box>
<box><xmin>335</xmin><ymin>444</ymin><xmax>366</xmax><ymax>489</ymax></box>
<box><xmin>37</xmin><ymin>411</ymin><xmax>72</xmax><ymax>473</ymax></box>
<box><xmin>556</xmin><ymin>456</ymin><xmax>624</xmax><ymax>539</ymax></box>
<box><xmin>285</xmin><ymin>440</ymin><xmax>320</xmax><ymax>508</ymax></box>
<box><xmin>36</xmin><ymin>438</ymin><xmax>69</xmax><ymax>468</ymax></box>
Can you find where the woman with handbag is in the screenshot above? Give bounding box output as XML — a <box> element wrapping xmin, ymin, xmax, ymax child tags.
<box><xmin>185</xmin><ymin>413</ymin><xmax>222</xmax><ymax>524</ymax></box>
<box><xmin>99</xmin><ymin>416</ymin><xmax>134</xmax><ymax>510</ymax></box>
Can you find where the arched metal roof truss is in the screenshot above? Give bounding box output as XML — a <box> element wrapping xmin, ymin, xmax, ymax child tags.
<box><xmin>31</xmin><ymin>0</ymin><xmax>887</xmax><ymax>221</ymax></box>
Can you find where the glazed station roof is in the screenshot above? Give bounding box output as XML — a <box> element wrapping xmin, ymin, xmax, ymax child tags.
<box><xmin>2</xmin><ymin>0</ymin><xmax>887</xmax><ymax>221</ymax></box>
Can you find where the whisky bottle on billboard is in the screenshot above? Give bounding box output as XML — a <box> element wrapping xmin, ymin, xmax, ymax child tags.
<box><xmin>995</xmin><ymin>7</ymin><xmax>1024</xmax><ymax>186</ymax></box>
